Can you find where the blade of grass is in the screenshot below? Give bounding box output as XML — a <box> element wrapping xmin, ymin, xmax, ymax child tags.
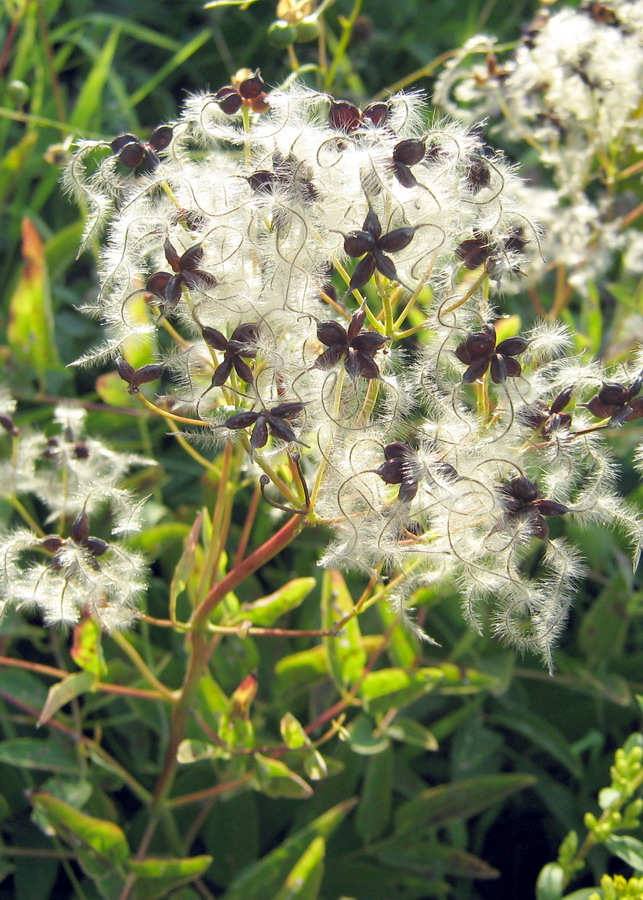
<box><xmin>126</xmin><ymin>29</ymin><xmax>212</xmax><ymax>109</ymax></box>
<box><xmin>50</xmin><ymin>14</ymin><xmax>182</xmax><ymax>52</ymax></box>
<box><xmin>70</xmin><ymin>26</ymin><xmax>121</xmax><ymax>130</ymax></box>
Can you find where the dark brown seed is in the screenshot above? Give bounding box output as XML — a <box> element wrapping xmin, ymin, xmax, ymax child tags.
<box><xmin>317</xmin><ymin>320</ymin><xmax>348</xmax><ymax>346</ymax></box>
<box><xmin>238</xmin><ymin>74</ymin><xmax>265</xmax><ymax>99</ymax></box>
<box><xmin>344</xmin><ymin>230</ymin><xmax>375</xmax><ymax>257</ymax></box>
<box><xmin>117</xmin><ymin>142</ymin><xmax>146</xmax><ymax>168</ymax></box>
<box><xmin>496</xmin><ymin>336</ymin><xmax>529</xmax><ymax>357</ymax></box>
<box><xmin>393</xmin><ymin>139</ymin><xmax>425</xmax><ymax>166</ymax></box>
<box><xmin>597</xmin><ymin>382</ymin><xmax>629</xmax><ymax>405</ymax></box>
<box><xmin>329</xmin><ymin>100</ymin><xmax>361</xmax><ymax>132</ymax></box>
<box><xmin>149</xmin><ymin>125</ymin><xmax>173</xmax><ymax>151</ymax></box>
<box><xmin>362</xmin><ymin>101</ymin><xmax>388</xmax><ymax>126</ymax></box>
<box><xmin>377</xmin><ymin>226</ymin><xmax>416</xmax><ymax>253</ymax></box>
<box><xmin>71</xmin><ymin>511</ymin><xmax>90</xmax><ymax>544</ymax></box>
<box><xmin>550</xmin><ymin>385</ymin><xmax>574</xmax><ymax>414</ymax></box>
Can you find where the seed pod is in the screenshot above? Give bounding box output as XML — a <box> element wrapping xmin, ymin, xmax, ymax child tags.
<box><xmin>267</xmin><ymin>19</ymin><xmax>297</xmax><ymax>47</ymax></box>
<box><xmin>496</xmin><ymin>336</ymin><xmax>529</xmax><ymax>357</ymax></box>
<box><xmin>238</xmin><ymin>73</ymin><xmax>265</xmax><ymax>99</ymax></box>
<box><xmin>329</xmin><ymin>100</ymin><xmax>361</xmax><ymax>132</ymax></box>
<box><xmin>344</xmin><ymin>230</ymin><xmax>375</xmax><ymax>257</ymax></box>
<box><xmin>215</xmin><ymin>86</ymin><xmax>242</xmax><ymax>115</ymax></box>
<box><xmin>377</xmin><ymin>226</ymin><xmax>416</xmax><ymax>253</ymax></box>
<box><xmin>393</xmin><ymin>139</ymin><xmax>425</xmax><ymax>166</ymax></box>
<box><xmin>149</xmin><ymin>125</ymin><xmax>173</xmax><ymax>151</ymax></box>
<box><xmin>597</xmin><ymin>382</ymin><xmax>629</xmax><ymax>405</ymax></box>
<box><xmin>362</xmin><ymin>102</ymin><xmax>388</xmax><ymax>126</ymax></box>
<box><xmin>71</xmin><ymin>511</ymin><xmax>90</xmax><ymax>544</ymax></box>
<box><xmin>533</xmin><ymin>499</ymin><xmax>569</xmax><ymax>517</ymax></box>
<box><xmin>40</xmin><ymin>535</ymin><xmax>65</xmax><ymax>553</ymax></box>
<box><xmin>550</xmin><ymin>385</ymin><xmax>574</xmax><ymax>414</ymax></box>
<box><xmin>510</xmin><ymin>476</ymin><xmax>540</xmax><ymax>502</ymax></box>
<box><xmin>84</xmin><ymin>537</ymin><xmax>109</xmax><ymax>557</ymax></box>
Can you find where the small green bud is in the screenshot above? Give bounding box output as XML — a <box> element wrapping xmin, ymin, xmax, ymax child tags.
<box><xmin>267</xmin><ymin>19</ymin><xmax>297</xmax><ymax>47</ymax></box>
<box><xmin>295</xmin><ymin>15</ymin><xmax>321</xmax><ymax>42</ymax></box>
<box><xmin>584</xmin><ymin>811</ymin><xmax>598</xmax><ymax>830</ymax></box>
<box><xmin>7</xmin><ymin>79</ymin><xmax>29</xmax><ymax>106</ymax></box>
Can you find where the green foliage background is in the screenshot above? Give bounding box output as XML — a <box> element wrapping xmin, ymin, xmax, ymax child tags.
<box><xmin>0</xmin><ymin>1</ymin><xmax>642</xmax><ymax>899</ymax></box>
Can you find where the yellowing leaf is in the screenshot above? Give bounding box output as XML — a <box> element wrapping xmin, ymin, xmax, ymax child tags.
<box><xmin>7</xmin><ymin>218</ymin><xmax>60</xmax><ymax>381</ymax></box>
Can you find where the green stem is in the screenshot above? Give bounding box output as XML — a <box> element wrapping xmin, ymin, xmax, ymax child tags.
<box><xmin>149</xmin><ymin>513</ymin><xmax>305</xmax><ymax>813</ymax></box>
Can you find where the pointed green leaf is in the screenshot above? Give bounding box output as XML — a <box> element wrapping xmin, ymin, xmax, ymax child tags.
<box><xmin>383</xmin><ymin>717</ymin><xmax>438</xmax><ymax>751</ymax></box>
<box><xmin>127</xmin><ymin>856</ymin><xmax>212</xmax><ymax>900</ymax></box>
<box><xmin>31</xmin><ymin>792</ymin><xmax>129</xmax><ymax>865</ymax></box>
<box><xmin>603</xmin><ymin>835</ymin><xmax>643</xmax><ymax>872</ymax></box>
<box><xmin>374</xmin><ymin>839</ymin><xmax>499</xmax><ymax>880</ymax></box>
<box><xmin>361</xmin><ymin>667</ymin><xmax>443</xmax><ymax>715</ymax></box>
<box><xmin>0</xmin><ymin>132</ymin><xmax>37</xmax><ymax>204</ymax></box>
<box><xmin>348</xmin><ymin>713</ymin><xmax>391</xmax><ymax>756</ymax></box>
<box><xmin>70</xmin><ymin>27</ymin><xmax>121</xmax><ymax>129</ymax></box>
<box><xmin>377</xmin><ymin>601</ymin><xmax>418</xmax><ymax>668</ymax></box>
<box><xmin>488</xmin><ymin>710</ymin><xmax>582</xmax><ymax>778</ymax></box>
<box><xmin>322</xmin><ymin>570</ymin><xmax>366</xmax><ymax>686</ymax></box>
<box><xmin>177</xmin><ymin>740</ymin><xmax>230</xmax><ymax>764</ymax></box>
<box><xmin>0</xmin><ymin>738</ymin><xmax>78</xmax><ymax>774</ymax></box>
<box><xmin>38</xmin><ymin>671</ymin><xmax>95</xmax><ymax>726</ymax></box>
<box><xmin>578</xmin><ymin>572</ymin><xmax>630</xmax><ymax>660</ymax></box>
<box><xmin>303</xmin><ymin>748</ymin><xmax>328</xmax><ymax>781</ymax></box>
<box><xmin>253</xmin><ymin>753</ymin><xmax>313</xmax><ymax>799</ymax></box>
<box><xmin>240</xmin><ymin>577</ymin><xmax>316</xmax><ymax>627</ymax></box>
<box><xmin>355</xmin><ymin>746</ymin><xmax>394</xmax><ymax>844</ymax></box>
<box><xmin>394</xmin><ymin>774</ymin><xmax>537</xmax><ymax>834</ymax></box>
<box><xmin>274</xmin><ymin>837</ymin><xmax>325</xmax><ymax>900</ymax></box>
<box><xmin>170</xmin><ymin>513</ymin><xmax>203</xmax><ymax>614</ymax></box>
<box><xmin>223</xmin><ymin>798</ymin><xmax>357</xmax><ymax>900</ymax></box>
<box><xmin>280</xmin><ymin>712</ymin><xmax>310</xmax><ymax>749</ymax></box>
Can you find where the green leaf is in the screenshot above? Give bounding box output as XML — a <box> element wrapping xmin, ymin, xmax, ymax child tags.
<box><xmin>127</xmin><ymin>856</ymin><xmax>212</xmax><ymax>900</ymax></box>
<box><xmin>30</xmin><ymin>792</ymin><xmax>129</xmax><ymax>865</ymax></box>
<box><xmin>7</xmin><ymin>218</ymin><xmax>60</xmax><ymax>381</ymax></box>
<box><xmin>71</xmin><ymin>617</ymin><xmax>107</xmax><ymax>678</ymax></box>
<box><xmin>0</xmin><ymin>668</ymin><xmax>48</xmax><ymax>709</ymax></box>
<box><xmin>561</xmin><ymin>891</ymin><xmax>601</xmax><ymax>899</ymax></box>
<box><xmin>377</xmin><ymin>600</ymin><xmax>418</xmax><ymax>668</ymax></box>
<box><xmin>373</xmin><ymin>838</ymin><xmax>499</xmax><ymax>879</ymax></box>
<box><xmin>253</xmin><ymin>753</ymin><xmax>313</xmax><ymax>799</ymax></box>
<box><xmin>0</xmin><ymin>738</ymin><xmax>78</xmax><ymax>774</ymax></box>
<box><xmin>274</xmin><ymin>837</ymin><xmax>325</xmax><ymax>900</ymax></box>
<box><xmin>45</xmin><ymin>221</ymin><xmax>85</xmax><ymax>281</ymax></box>
<box><xmin>127</xmin><ymin>29</ymin><xmax>211</xmax><ymax>108</ymax></box>
<box><xmin>204</xmin><ymin>0</ymin><xmax>263</xmax><ymax>7</ymax></box>
<box><xmin>578</xmin><ymin>571</ymin><xmax>630</xmax><ymax>660</ymax></box>
<box><xmin>536</xmin><ymin>862</ymin><xmax>565</xmax><ymax>900</ymax></box>
<box><xmin>394</xmin><ymin>774</ymin><xmax>537</xmax><ymax>833</ymax></box>
<box><xmin>488</xmin><ymin>709</ymin><xmax>583</xmax><ymax>778</ymax></box>
<box><xmin>382</xmin><ymin>717</ymin><xmax>438</xmax><ymax>751</ymax></box>
<box><xmin>348</xmin><ymin>713</ymin><xmax>391</xmax><ymax>756</ymax></box>
<box><xmin>280</xmin><ymin>712</ymin><xmax>310</xmax><ymax>749</ymax></box>
<box><xmin>170</xmin><ymin>513</ymin><xmax>204</xmax><ymax>614</ymax></box>
<box><xmin>38</xmin><ymin>671</ymin><xmax>95</xmax><ymax>726</ymax></box>
<box><xmin>322</xmin><ymin>569</ymin><xmax>367</xmax><ymax>687</ymax></box>
<box><xmin>603</xmin><ymin>835</ymin><xmax>643</xmax><ymax>872</ymax></box>
<box><xmin>361</xmin><ymin>667</ymin><xmax>443</xmax><ymax>715</ymax></box>
<box><xmin>70</xmin><ymin>27</ymin><xmax>121</xmax><ymax>129</ymax></box>
<box><xmin>177</xmin><ymin>740</ymin><xmax>229</xmax><ymax>764</ymax></box>
<box><xmin>223</xmin><ymin>798</ymin><xmax>357</xmax><ymax>900</ymax></box>
<box><xmin>95</xmin><ymin>371</ymin><xmax>138</xmax><ymax>408</ymax></box>
<box><xmin>355</xmin><ymin>746</ymin><xmax>394</xmax><ymax>843</ymax></box>
<box><xmin>0</xmin><ymin>132</ymin><xmax>37</xmax><ymax>204</ymax></box>
<box><xmin>240</xmin><ymin>577</ymin><xmax>316</xmax><ymax>627</ymax></box>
